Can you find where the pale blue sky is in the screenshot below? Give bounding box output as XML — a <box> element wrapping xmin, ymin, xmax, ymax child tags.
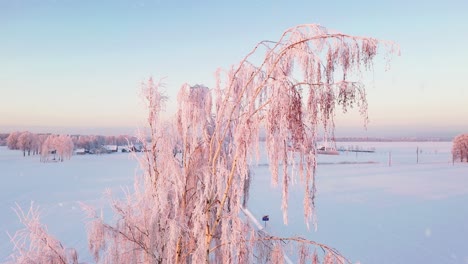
<box><xmin>1</xmin><ymin>0</ymin><xmax>467</xmax><ymax>137</ymax></box>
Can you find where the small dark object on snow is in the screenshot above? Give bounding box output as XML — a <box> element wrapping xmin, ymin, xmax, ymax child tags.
<box><xmin>262</xmin><ymin>215</ymin><xmax>269</xmax><ymax>228</ymax></box>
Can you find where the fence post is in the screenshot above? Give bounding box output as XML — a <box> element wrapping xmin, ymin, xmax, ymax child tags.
<box><xmin>416</xmin><ymin>146</ymin><xmax>419</xmax><ymax>164</ymax></box>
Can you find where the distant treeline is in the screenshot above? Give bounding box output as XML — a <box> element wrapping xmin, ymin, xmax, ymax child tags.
<box><xmin>2</xmin><ymin>133</ymin><xmax>454</xmax><ymax>147</ymax></box>
<box><xmin>0</xmin><ymin>133</ymin><xmax>8</xmax><ymax>146</ymax></box>
<box><xmin>1</xmin><ymin>131</ymin><xmax>141</xmax><ymax>161</ymax></box>
<box><xmin>334</xmin><ymin>137</ymin><xmax>453</xmax><ymax>142</ymax></box>
<box><xmin>1</xmin><ymin>132</ymin><xmax>139</xmax><ymax>147</ymax></box>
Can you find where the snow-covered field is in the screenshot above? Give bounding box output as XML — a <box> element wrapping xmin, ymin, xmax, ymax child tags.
<box><xmin>1</xmin><ymin>141</ymin><xmax>468</xmax><ymax>263</ymax></box>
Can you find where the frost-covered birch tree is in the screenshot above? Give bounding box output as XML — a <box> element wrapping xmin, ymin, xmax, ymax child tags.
<box><xmin>83</xmin><ymin>24</ymin><xmax>398</xmax><ymax>264</ymax></box>
<box><xmin>40</xmin><ymin>134</ymin><xmax>74</xmax><ymax>162</ymax></box>
<box><xmin>6</xmin><ymin>131</ymin><xmax>21</xmax><ymax>150</ymax></box>
<box><xmin>452</xmin><ymin>133</ymin><xmax>468</xmax><ymax>162</ymax></box>
<box><xmin>17</xmin><ymin>131</ymin><xmax>36</xmax><ymax>157</ymax></box>
<box><xmin>56</xmin><ymin>135</ymin><xmax>74</xmax><ymax>161</ymax></box>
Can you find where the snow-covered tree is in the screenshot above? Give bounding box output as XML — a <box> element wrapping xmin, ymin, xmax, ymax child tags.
<box><xmin>75</xmin><ymin>135</ymin><xmax>91</xmax><ymax>150</ymax></box>
<box><xmin>34</xmin><ymin>134</ymin><xmax>48</xmax><ymax>155</ymax></box>
<box><xmin>56</xmin><ymin>135</ymin><xmax>74</xmax><ymax>161</ymax></box>
<box><xmin>6</xmin><ymin>131</ymin><xmax>21</xmax><ymax>150</ymax></box>
<box><xmin>40</xmin><ymin>135</ymin><xmax>53</xmax><ymax>162</ymax></box>
<box><xmin>40</xmin><ymin>134</ymin><xmax>74</xmax><ymax>162</ymax></box>
<box><xmin>116</xmin><ymin>135</ymin><xmax>130</xmax><ymax>146</ymax></box>
<box><xmin>95</xmin><ymin>135</ymin><xmax>106</xmax><ymax>148</ymax></box>
<box><xmin>83</xmin><ymin>24</ymin><xmax>398</xmax><ymax>263</ymax></box>
<box><xmin>40</xmin><ymin>135</ymin><xmax>56</xmax><ymax>162</ymax></box>
<box><xmin>452</xmin><ymin>133</ymin><xmax>468</xmax><ymax>162</ymax></box>
<box><xmin>17</xmin><ymin>131</ymin><xmax>36</xmax><ymax>157</ymax></box>
<box><xmin>105</xmin><ymin>135</ymin><xmax>116</xmax><ymax>145</ymax></box>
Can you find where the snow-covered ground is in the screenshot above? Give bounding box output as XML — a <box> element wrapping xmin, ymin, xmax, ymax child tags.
<box><xmin>1</xmin><ymin>142</ymin><xmax>467</xmax><ymax>263</ymax></box>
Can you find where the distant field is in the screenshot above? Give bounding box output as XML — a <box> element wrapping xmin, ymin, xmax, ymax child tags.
<box><xmin>1</xmin><ymin>141</ymin><xmax>468</xmax><ymax>264</ymax></box>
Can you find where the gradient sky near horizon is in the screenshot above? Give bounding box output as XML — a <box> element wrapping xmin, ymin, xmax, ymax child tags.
<box><xmin>1</xmin><ymin>0</ymin><xmax>467</xmax><ymax>137</ymax></box>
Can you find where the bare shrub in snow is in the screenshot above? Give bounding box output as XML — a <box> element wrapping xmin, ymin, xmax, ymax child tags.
<box><xmin>82</xmin><ymin>24</ymin><xmax>397</xmax><ymax>263</ymax></box>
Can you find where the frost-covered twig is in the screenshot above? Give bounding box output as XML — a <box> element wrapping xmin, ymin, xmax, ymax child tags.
<box><xmin>7</xmin><ymin>203</ymin><xmax>78</xmax><ymax>264</ymax></box>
